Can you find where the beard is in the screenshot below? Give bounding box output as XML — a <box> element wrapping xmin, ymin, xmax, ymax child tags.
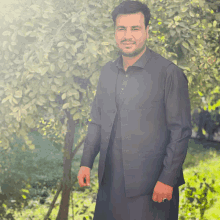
<box><xmin>117</xmin><ymin>39</ymin><xmax>148</xmax><ymax>57</ymax></box>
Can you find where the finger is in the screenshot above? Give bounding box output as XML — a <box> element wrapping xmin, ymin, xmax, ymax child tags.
<box><xmin>86</xmin><ymin>174</ymin><xmax>90</xmax><ymax>186</ymax></box>
<box><xmin>152</xmin><ymin>193</ymin><xmax>157</xmax><ymax>202</ymax></box>
<box><xmin>168</xmin><ymin>196</ymin><xmax>172</xmax><ymax>201</ymax></box>
<box><xmin>158</xmin><ymin>197</ymin><xmax>163</xmax><ymax>203</ymax></box>
<box><xmin>78</xmin><ymin>177</ymin><xmax>83</xmax><ymax>187</ymax></box>
<box><xmin>83</xmin><ymin>176</ymin><xmax>87</xmax><ymax>186</ymax></box>
<box><xmin>79</xmin><ymin>175</ymin><xmax>86</xmax><ymax>187</ymax></box>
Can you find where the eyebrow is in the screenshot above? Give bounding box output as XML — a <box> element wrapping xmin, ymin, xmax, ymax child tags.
<box><xmin>117</xmin><ymin>26</ymin><xmax>141</xmax><ymax>29</ymax></box>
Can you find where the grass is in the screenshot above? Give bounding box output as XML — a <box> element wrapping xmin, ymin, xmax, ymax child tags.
<box><xmin>3</xmin><ymin>129</ymin><xmax>220</xmax><ymax>219</ymax></box>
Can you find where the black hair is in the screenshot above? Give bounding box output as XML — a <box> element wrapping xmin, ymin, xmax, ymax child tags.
<box><xmin>111</xmin><ymin>0</ymin><xmax>151</xmax><ymax>30</ymax></box>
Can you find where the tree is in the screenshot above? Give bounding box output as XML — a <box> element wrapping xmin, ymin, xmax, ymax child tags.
<box><xmin>144</xmin><ymin>0</ymin><xmax>220</xmax><ymax>112</ymax></box>
<box><xmin>0</xmin><ymin>0</ymin><xmax>219</xmax><ymax>219</ymax></box>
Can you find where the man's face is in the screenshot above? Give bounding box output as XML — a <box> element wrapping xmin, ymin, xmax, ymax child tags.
<box><xmin>114</xmin><ymin>12</ymin><xmax>149</xmax><ymax>57</ymax></box>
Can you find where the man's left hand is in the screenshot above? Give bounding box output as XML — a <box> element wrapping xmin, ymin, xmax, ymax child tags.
<box><xmin>152</xmin><ymin>181</ymin><xmax>173</xmax><ymax>203</ymax></box>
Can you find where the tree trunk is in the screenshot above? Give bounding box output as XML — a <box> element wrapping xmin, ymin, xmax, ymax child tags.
<box><xmin>44</xmin><ymin>181</ymin><xmax>62</xmax><ymax>220</ymax></box>
<box><xmin>56</xmin><ymin>110</ymin><xmax>76</xmax><ymax>220</ymax></box>
<box><xmin>44</xmin><ymin>136</ymin><xmax>86</xmax><ymax>220</ymax></box>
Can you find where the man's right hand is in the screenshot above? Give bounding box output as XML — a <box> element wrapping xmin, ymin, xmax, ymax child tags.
<box><xmin>77</xmin><ymin>166</ymin><xmax>91</xmax><ymax>187</ymax></box>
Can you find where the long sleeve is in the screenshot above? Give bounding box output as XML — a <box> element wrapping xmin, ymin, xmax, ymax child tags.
<box><xmin>157</xmin><ymin>63</ymin><xmax>192</xmax><ymax>187</ymax></box>
<box><xmin>80</xmin><ymin>77</ymin><xmax>102</xmax><ymax>170</ymax></box>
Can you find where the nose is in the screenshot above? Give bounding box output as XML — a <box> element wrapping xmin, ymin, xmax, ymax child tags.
<box><xmin>124</xmin><ymin>29</ymin><xmax>133</xmax><ymax>38</ymax></box>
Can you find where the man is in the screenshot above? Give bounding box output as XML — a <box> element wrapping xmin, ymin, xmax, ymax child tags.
<box><xmin>78</xmin><ymin>1</ymin><xmax>192</xmax><ymax>220</ymax></box>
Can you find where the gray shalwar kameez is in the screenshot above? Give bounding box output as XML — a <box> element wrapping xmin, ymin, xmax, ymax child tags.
<box><xmin>92</xmin><ymin>58</ymin><xmax>179</xmax><ymax>220</ymax></box>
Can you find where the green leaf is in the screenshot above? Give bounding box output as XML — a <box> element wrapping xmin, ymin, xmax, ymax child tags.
<box><xmin>90</xmin><ymin>71</ymin><xmax>99</xmax><ymax>86</ymax></box>
<box><xmin>66</xmin><ymin>52</ymin><xmax>72</xmax><ymax>60</ymax></box>
<box><xmin>39</xmin><ymin>96</ymin><xmax>46</xmax><ymax>104</ymax></box>
<box><xmin>101</xmin><ymin>42</ymin><xmax>110</xmax><ymax>45</ymax></box>
<box><xmin>65</xmin><ymin>71</ymin><xmax>71</xmax><ymax>78</ymax></box>
<box><xmin>48</xmin><ymin>107</ymin><xmax>53</xmax><ymax>114</ymax></box>
<box><xmin>181</xmin><ymin>7</ymin><xmax>188</xmax><ymax>12</ymax></box>
<box><xmin>24</xmin><ymin>22</ymin><xmax>34</xmax><ymax>27</ymax></box>
<box><xmin>70</xmin><ymin>108</ymin><xmax>77</xmax><ymax>115</ymax></box>
<box><xmin>3</xmin><ymin>41</ymin><xmax>8</xmax><ymax>48</ymax></box>
<box><xmin>69</xmin><ymin>45</ymin><xmax>76</xmax><ymax>56</ymax></box>
<box><xmin>198</xmin><ymin>0</ymin><xmax>204</xmax><ymax>7</ymax></box>
<box><xmin>2</xmin><ymin>96</ymin><xmax>10</xmax><ymax>103</ymax></box>
<box><xmin>72</xmin><ymin>69</ymin><xmax>81</xmax><ymax>76</ymax></box>
<box><xmin>2</xmin><ymin>31</ymin><xmax>11</xmax><ymax>36</ymax></box>
<box><xmin>170</xmin><ymin>30</ymin><xmax>176</xmax><ymax>36</ymax></box>
<box><xmin>62</xmin><ymin>63</ymin><xmax>69</xmax><ymax>72</ymax></box>
<box><xmin>74</xmin><ymin>41</ymin><xmax>83</xmax><ymax>49</ymax></box>
<box><xmin>21</xmin><ymin>189</ymin><xmax>30</xmax><ymax>194</ymax></box>
<box><xmin>182</xmin><ymin>41</ymin><xmax>189</xmax><ymax>50</ymax></box>
<box><xmin>11</xmin><ymin>33</ymin><xmax>17</xmax><ymax>41</ymax></box>
<box><xmin>187</xmin><ymin>39</ymin><xmax>194</xmax><ymax>46</ymax></box>
<box><xmin>72</xmin><ymin>100</ymin><xmax>81</xmax><ymax>107</ymax></box>
<box><xmin>189</xmin><ymin>11</ymin><xmax>194</xmax><ymax>17</ymax></box>
<box><xmin>57</xmin><ymin>42</ymin><xmax>66</xmax><ymax>47</ymax></box>
<box><xmin>50</xmin><ymin>63</ymin><xmax>55</xmax><ymax>72</ymax></box>
<box><xmin>73</xmin><ymin>112</ymin><xmax>81</xmax><ymax>120</ymax></box>
<box><xmin>71</xmin><ymin>17</ymin><xmax>77</xmax><ymax>23</ymax></box>
<box><xmin>10</xmin><ymin>25</ymin><xmax>16</xmax><ymax>30</ymax></box>
<box><xmin>213</xmin><ymin>20</ymin><xmax>217</xmax><ymax>28</ymax></box>
<box><xmin>49</xmin><ymin>94</ymin><xmax>56</xmax><ymax>101</ymax></box>
<box><xmin>74</xmin><ymin>92</ymin><xmax>79</xmax><ymax>100</ymax></box>
<box><xmin>65</xmin><ymin>33</ymin><xmax>77</xmax><ymax>41</ymax></box>
<box><xmin>14</xmin><ymin>90</ymin><xmax>22</xmax><ymax>98</ymax></box>
<box><xmin>23</xmin><ymin>52</ymin><xmax>30</xmax><ymax>62</ymax></box>
<box><xmin>4</xmin><ymin>131</ymin><xmax>10</xmax><ymax>137</ymax></box>
<box><xmin>67</xmin><ymin>89</ymin><xmax>79</xmax><ymax>97</ymax></box>
<box><xmin>63</xmin><ymin>103</ymin><xmax>70</xmax><ymax>109</ymax></box>
<box><xmin>8</xmin><ymin>45</ymin><xmax>12</xmax><ymax>52</ymax></box>
<box><xmin>54</xmin><ymin>78</ymin><xmax>63</xmax><ymax>86</ymax></box>
<box><xmin>40</xmin><ymin>66</ymin><xmax>49</xmax><ymax>76</ymax></box>
<box><xmin>36</xmin><ymin>99</ymin><xmax>44</xmax><ymax>106</ymax></box>
<box><xmin>22</xmin><ymin>194</ymin><xmax>27</xmax><ymax>199</ymax></box>
<box><xmin>198</xmin><ymin>91</ymin><xmax>203</xmax><ymax>96</ymax></box>
<box><xmin>62</xmin><ymin>93</ymin><xmax>67</xmax><ymax>100</ymax></box>
<box><xmin>210</xmin><ymin>86</ymin><xmax>220</xmax><ymax>95</ymax></box>
<box><xmin>12</xmin><ymin>98</ymin><xmax>18</xmax><ymax>104</ymax></box>
<box><xmin>58</xmin><ymin>60</ymin><xmax>64</xmax><ymax>70</ymax></box>
<box><xmin>25</xmin><ymin>115</ymin><xmax>34</xmax><ymax>127</ymax></box>
<box><xmin>30</xmin><ymin>4</ymin><xmax>41</xmax><ymax>13</ymax></box>
<box><xmin>40</xmin><ymin>87</ymin><xmax>48</xmax><ymax>94</ymax></box>
<box><xmin>0</xmin><ymin>80</ymin><xmax>4</xmax><ymax>87</ymax></box>
<box><xmin>29</xmin><ymin>144</ymin><xmax>35</xmax><ymax>150</ymax></box>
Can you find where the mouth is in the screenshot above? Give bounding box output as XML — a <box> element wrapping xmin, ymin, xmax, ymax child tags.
<box><xmin>123</xmin><ymin>43</ymin><xmax>134</xmax><ymax>45</ymax></box>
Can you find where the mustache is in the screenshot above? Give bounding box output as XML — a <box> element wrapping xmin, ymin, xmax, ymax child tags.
<box><xmin>122</xmin><ymin>41</ymin><xmax>135</xmax><ymax>43</ymax></box>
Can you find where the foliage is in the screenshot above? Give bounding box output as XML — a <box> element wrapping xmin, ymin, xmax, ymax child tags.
<box><xmin>179</xmin><ymin>172</ymin><xmax>216</xmax><ymax>220</ymax></box>
<box><xmin>0</xmin><ymin>0</ymin><xmax>219</xmax><ymax>149</ymax></box>
<box><xmin>143</xmin><ymin>0</ymin><xmax>220</xmax><ymax>112</ymax></box>
<box><xmin>0</xmin><ymin>126</ymin><xmax>82</xmax><ymax>219</ymax></box>
<box><xmin>10</xmin><ymin>145</ymin><xmax>220</xmax><ymax>219</ymax></box>
<box><xmin>0</xmin><ymin>0</ymin><xmax>219</xmax><ymax>218</ymax></box>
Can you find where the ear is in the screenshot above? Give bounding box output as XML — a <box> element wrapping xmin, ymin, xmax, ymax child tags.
<box><xmin>146</xmin><ymin>25</ymin><xmax>149</xmax><ymax>38</ymax></box>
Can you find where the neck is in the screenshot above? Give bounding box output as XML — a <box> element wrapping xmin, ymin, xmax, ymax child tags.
<box><xmin>123</xmin><ymin>46</ymin><xmax>146</xmax><ymax>69</ymax></box>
